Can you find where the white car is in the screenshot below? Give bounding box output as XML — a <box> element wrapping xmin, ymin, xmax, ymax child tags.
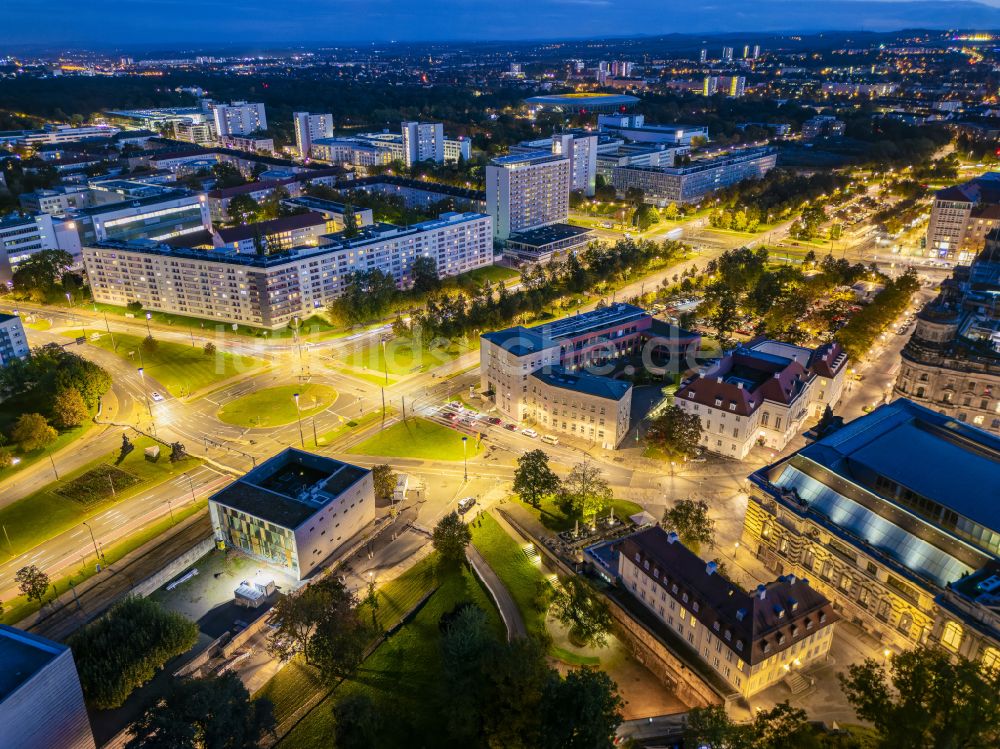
<box><xmin>521</xmin><ymin>428</ymin><xmax>538</xmax><ymax>438</ymax></box>
<box><xmin>457</xmin><ymin>496</ymin><xmax>476</xmax><ymax>514</ymax></box>
<box><xmin>150</xmin><ymin>391</ymin><xmax>164</xmax><ymax>402</ymax></box>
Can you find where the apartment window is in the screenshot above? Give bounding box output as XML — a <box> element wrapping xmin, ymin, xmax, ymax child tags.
<box><xmin>980</xmin><ymin>647</ymin><xmax>1000</xmax><ymax>676</ymax></box>
<box><xmin>898</xmin><ymin>612</ymin><xmax>913</xmax><ymax>638</ymax></box>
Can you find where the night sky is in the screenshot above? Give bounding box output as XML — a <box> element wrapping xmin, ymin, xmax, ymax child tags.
<box><xmin>7</xmin><ymin>0</ymin><xmax>1000</xmax><ymax>46</ymax></box>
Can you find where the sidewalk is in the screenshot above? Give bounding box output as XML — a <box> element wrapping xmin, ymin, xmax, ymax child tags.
<box><xmin>466</xmin><ymin>541</ymin><xmax>527</xmax><ymax>641</ymax></box>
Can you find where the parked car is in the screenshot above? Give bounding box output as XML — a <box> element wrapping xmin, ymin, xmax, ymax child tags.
<box><xmin>504</xmin><ymin>423</ymin><xmax>517</xmax><ymax>431</ymax></box>
<box><xmin>521</xmin><ymin>428</ymin><xmax>539</xmax><ymax>438</ymax></box>
<box><xmin>457</xmin><ymin>496</ymin><xmax>476</xmax><ymax>514</ymax></box>
<box><xmin>150</xmin><ymin>391</ymin><xmax>164</xmax><ymax>402</ymax></box>
<box><xmin>487</xmin><ymin>416</ymin><xmax>502</xmax><ymax>425</ymax></box>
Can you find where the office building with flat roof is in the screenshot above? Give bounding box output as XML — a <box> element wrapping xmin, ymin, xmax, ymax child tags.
<box><xmin>0</xmin><ymin>313</ymin><xmax>30</xmax><ymax>366</ymax></box>
<box><xmin>481</xmin><ymin>303</ymin><xmax>700</xmax><ymax>448</ymax></box>
<box><xmin>293</xmin><ymin>112</ymin><xmax>335</xmax><ymax>159</ymax></box>
<box><xmin>84</xmin><ymin>211</ymin><xmax>492</xmax><ymax>329</ymax></box>
<box><xmin>675</xmin><ymin>339</ymin><xmax>848</xmax><ymax>459</ymax></box>
<box><xmin>209</xmin><ymin>449</ymin><xmax>375</xmax><ymax>580</ymax></box>
<box><xmin>612</xmin><ymin>147</ymin><xmax>776</xmax><ymax>205</ymax></box>
<box><xmin>598</xmin><ymin>114</ymin><xmax>709</xmax><ymax>146</ymax></box>
<box><xmin>486</xmin><ymin>151</ymin><xmax>571</xmax><ymax>241</ymax></box>
<box><xmin>0</xmin><ymin>624</ymin><xmax>95</xmax><ymax>749</ymax></box>
<box><xmin>926</xmin><ymin>172</ymin><xmax>1000</xmax><ymax>262</ymax></box>
<box><xmin>743</xmin><ymin>399</ymin><xmax>1000</xmax><ymax>661</ymax></box>
<box><xmin>610</xmin><ymin>527</ymin><xmax>837</xmax><ymax>698</ymax></box>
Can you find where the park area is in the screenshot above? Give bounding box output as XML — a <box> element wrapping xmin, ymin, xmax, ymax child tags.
<box><xmin>217</xmin><ymin>384</ymin><xmax>338</xmax><ymax>428</ymax></box>
<box><xmin>347</xmin><ymin>417</ymin><xmax>482</xmax><ymax>460</ymax></box>
<box><xmin>258</xmin><ymin>554</ymin><xmax>500</xmax><ymax>746</ymax></box>
<box><xmin>73</xmin><ymin>330</ymin><xmax>266</xmax><ymax>396</ymax></box>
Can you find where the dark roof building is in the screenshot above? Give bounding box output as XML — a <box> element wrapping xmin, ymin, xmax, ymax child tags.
<box><xmin>609</xmin><ymin>526</ymin><xmax>837</xmax><ymax>697</ymax></box>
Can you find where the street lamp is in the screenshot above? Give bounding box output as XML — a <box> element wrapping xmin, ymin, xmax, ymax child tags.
<box><xmin>82</xmin><ymin>521</ymin><xmax>103</xmax><ymax>567</ymax></box>
<box><xmin>137</xmin><ymin>367</ymin><xmax>155</xmax><ymax>436</ymax></box>
<box><xmin>144</xmin><ymin>311</ymin><xmax>152</xmax><ymax>337</ymax></box>
<box><xmin>380</xmin><ymin>336</ymin><xmax>389</xmax><ymax>384</ymax></box>
<box><xmin>293</xmin><ymin>392</ymin><xmax>305</xmax><ymax>448</ymax></box>
<box><xmin>462</xmin><ymin>435</ymin><xmax>468</xmax><ymax>482</ymax></box>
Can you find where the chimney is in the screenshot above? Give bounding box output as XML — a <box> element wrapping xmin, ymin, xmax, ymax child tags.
<box><xmin>774</xmin><ymin>604</ymin><xmax>785</xmax><ymax>618</ymax></box>
<box><xmin>667</xmin><ymin>531</ymin><xmax>679</xmax><ymax>544</ymax></box>
<box><xmin>706</xmin><ymin>561</ymin><xmax>718</xmax><ymax>576</ymax></box>
<box><xmin>789</xmin><ymin>598</ymin><xmax>799</xmax><ymax>612</ymax></box>
<box><xmin>757</xmin><ymin>584</ymin><xmax>767</xmax><ymax>600</ymax></box>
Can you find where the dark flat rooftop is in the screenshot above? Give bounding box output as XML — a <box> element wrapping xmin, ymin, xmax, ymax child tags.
<box><xmin>531</xmin><ymin>365</ymin><xmax>631</xmax><ymax>401</ymax></box>
<box><xmin>0</xmin><ymin>625</ymin><xmax>65</xmax><ymax>700</ymax></box>
<box><xmin>210</xmin><ymin>448</ymin><xmax>369</xmax><ymax>529</ymax></box>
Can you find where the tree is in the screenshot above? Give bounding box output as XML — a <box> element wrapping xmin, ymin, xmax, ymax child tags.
<box><xmin>125</xmin><ymin>672</ymin><xmax>274</xmax><ymax>749</ymax></box>
<box><xmin>341</xmin><ymin>203</ymin><xmax>360</xmax><ymax>238</ymax></box>
<box><xmin>684</xmin><ymin>701</ymin><xmax>819</xmax><ymax>749</ymax></box>
<box><xmin>371</xmin><ymin>464</ymin><xmax>398</xmax><ymax>501</ymax></box>
<box><xmin>633</xmin><ymin>203</ymin><xmax>659</xmax><ymax>232</ymax></box>
<box><xmin>550</xmin><ymin>577</ymin><xmax>613</xmax><ymax>648</ymax></box>
<box><xmin>839</xmin><ymin>646</ymin><xmax>1000</xmax><ymax>749</ymax></box>
<box><xmin>226</xmin><ymin>194</ymin><xmax>260</xmax><ymax>225</ymax></box>
<box><xmin>432</xmin><ymin>511</ymin><xmax>472</xmax><ymax>566</ymax></box>
<box><xmin>15</xmin><ymin>565</ymin><xmax>50</xmax><ymax>603</ymax></box>
<box><xmin>411</xmin><ymin>255</ymin><xmax>441</xmax><ymax>293</ymax></box>
<box><xmin>266</xmin><ymin>576</ymin><xmax>369</xmax><ymax>683</ymax></box>
<box><xmin>70</xmin><ymin>596</ymin><xmax>199</xmax><ymax>709</ymax></box>
<box><xmin>645</xmin><ymin>405</ymin><xmax>702</xmax><ymax>462</ymax></box>
<box><xmin>51</xmin><ymin>387</ymin><xmax>89</xmax><ymax>429</ymax></box>
<box><xmin>11</xmin><ymin>412</ymin><xmax>57</xmax><ymax>451</ymax></box>
<box><xmin>332</xmin><ymin>693</ymin><xmax>380</xmax><ymax>749</ymax></box>
<box><xmin>211</xmin><ymin>162</ymin><xmax>246</xmax><ymax>189</ymax></box>
<box><xmin>539</xmin><ymin>668</ymin><xmax>623</xmax><ymax>749</ymax></box>
<box><xmin>10</xmin><ymin>249</ymin><xmax>74</xmax><ymax>297</ymax></box>
<box><xmin>513</xmin><ymin>449</ymin><xmax>561</xmax><ymax>509</ymax></box>
<box><xmin>0</xmin><ymin>448</ymin><xmax>12</xmax><ymax>469</ymax></box>
<box><xmin>662</xmin><ymin>499</ymin><xmax>715</xmax><ymax>554</ymax></box>
<box><xmin>203</xmin><ymin>341</ymin><xmax>217</xmax><ymax>357</ymax></box>
<box><xmin>329</xmin><ymin>269</ymin><xmax>398</xmax><ymax>325</ymax></box>
<box><xmin>141</xmin><ymin>334</ymin><xmax>158</xmax><ymax>353</ymax></box>
<box><xmin>561</xmin><ymin>461</ymin><xmax>613</xmax><ymax>523</ymax></box>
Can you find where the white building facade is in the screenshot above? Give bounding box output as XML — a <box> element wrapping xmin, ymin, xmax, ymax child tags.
<box><xmin>293</xmin><ymin>112</ymin><xmax>335</xmax><ymax>159</ymax></box>
<box><xmin>486</xmin><ymin>152</ymin><xmax>571</xmax><ymax>240</ymax></box>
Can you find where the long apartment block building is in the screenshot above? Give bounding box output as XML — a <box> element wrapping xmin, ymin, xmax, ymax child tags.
<box><xmin>743</xmin><ymin>399</ymin><xmax>1000</xmax><ymax>663</ymax></box>
<box><xmin>481</xmin><ymin>303</ymin><xmax>700</xmax><ymax>448</ymax></box>
<box><xmin>894</xmin><ymin>229</ymin><xmax>1000</xmax><ymax>433</ymax></box>
<box><xmin>926</xmin><ymin>173</ymin><xmax>1000</xmax><ymax>261</ymax></box>
<box><xmin>612</xmin><ymin>527</ymin><xmax>837</xmax><ymax>698</ymax></box>
<box><xmin>84</xmin><ymin>211</ymin><xmax>492</xmax><ymax>329</ymax></box>
<box><xmin>612</xmin><ymin>147</ymin><xmax>776</xmax><ymax>205</ymax></box>
<box><xmin>486</xmin><ymin>151</ymin><xmax>571</xmax><ymax>240</ymax></box>
<box><xmin>675</xmin><ymin>340</ymin><xmax>848</xmax><ymax>460</ymax></box>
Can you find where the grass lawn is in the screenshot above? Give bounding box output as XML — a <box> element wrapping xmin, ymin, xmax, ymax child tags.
<box><xmin>1</xmin><ymin>501</ymin><xmax>207</xmax><ymax>626</ymax></box>
<box><xmin>337</xmin><ymin>335</ymin><xmax>473</xmax><ymax>380</ymax></box>
<box><xmin>74</xmin><ymin>331</ymin><xmax>266</xmax><ymax>396</ymax></box>
<box><xmin>83</xmin><ymin>301</ymin><xmax>278</xmax><ymax>338</ymax></box>
<box><xmin>217</xmin><ymin>384</ymin><xmax>337</xmax><ymax>428</ymax></box>
<box><xmin>267</xmin><ymin>557</ymin><xmax>501</xmax><ymax>747</ymax></box>
<box><xmin>517</xmin><ymin>495</ymin><xmax>644</xmax><ymax>533</ymax></box>
<box><xmin>470</xmin><ymin>512</ymin><xmax>550</xmax><ymax>638</ymax></box>
<box><xmin>0</xmin><ymin>418</ymin><xmax>94</xmax><ymax>484</ymax></box>
<box><xmin>0</xmin><ymin>436</ymin><xmax>202</xmax><ymax>559</ymax></box>
<box><xmin>314</xmin><ymin>409</ymin><xmax>395</xmax><ymax>447</ymax></box>
<box><xmin>347</xmin><ymin>418</ymin><xmax>483</xmax><ymax>461</ymax></box>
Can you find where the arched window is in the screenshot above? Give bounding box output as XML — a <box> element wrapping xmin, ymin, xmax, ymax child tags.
<box><xmin>897</xmin><ymin>612</ymin><xmax>913</xmax><ymax>637</ymax></box>
<box><xmin>981</xmin><ymin>647</ymin><xmax>1000</xmax><ymax>676</ymax></box>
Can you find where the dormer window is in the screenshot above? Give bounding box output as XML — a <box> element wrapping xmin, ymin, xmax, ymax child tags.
<box><xmin>805</xmin><ymin>618</ymin><xmax>814</xmax><ymax>630</ymax></box>
<box><xmin>688</xmin><ymin>391</ymin><xmax>695</xmax><ymax>398</ymax></box>
<box><xmin>635</xmin><ymin>552</ymin><xmax>641</xmax><ymax>563</ymax></box>
<box><xmin>777</xmin><ymin>633</ymin><xmax>786</xmax><ymax>645</ymax></box>
<box><xmin>762</xmin><ymin>641</ymin><xmax>771</xmax><ymax>653</ymax></box>
<box><xmin>693</xmin><ymin>602</ymin><xmax>699</xmax><ymax>613</ymax></box>
<box><xmin>713</xmin><ymin>621</ymin><xmax>720</xmax><ymax>631</ymax></box>
<box><xmin>819</xmin><ymin>612</ymin><xmax>827</xmax><ymax>624</ymax></box>
<box><xmin>672</xmin><ymin>584</ymin><xmax>679</xmax><ymax>594</ymax></box>
<box><xmin>736</xmin><ymin>640</ymin><xmax>744</xmax><ymax>651</ymax></box>
<box><xmin>729</xmin><ymin>403</ymin><xmax>736</xmax><ymax>411</ymax></box>
<box><xmin>682</xmin><ymin>592</ymin><xmax>689</xmax><ymax>603</ymax></box>
<box><xmin>643</xmin><ymin>560</ymin><xmax>650</xmax><ymax>570</ymax></box>
<box><xmin>715</xmin><ymin>398</ymin><xmax>723</xmax><ymax>407</ymax></box>
<box><xmin>791</xmin><ymin>625</ymin><xmax>799</xmax><ymax>637</ymax></box>
<box><xmin>724</xmin><ymin>630</ymin><xmax>732</xmax><ymax>641</ymax></box>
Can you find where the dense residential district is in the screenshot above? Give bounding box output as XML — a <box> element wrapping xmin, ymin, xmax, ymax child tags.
<box><xmin>1</xmin><ymin>27</ymin><xmax>1000</xmax><ymax>749</ymax></box>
